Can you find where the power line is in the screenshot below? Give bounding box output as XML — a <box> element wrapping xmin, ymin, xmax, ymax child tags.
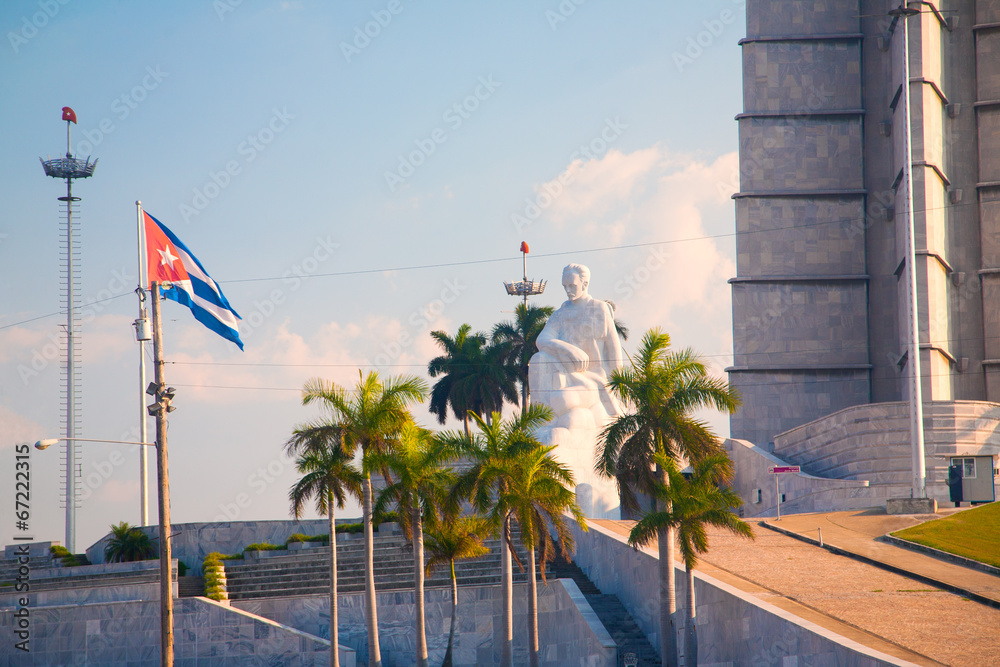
<box><xmin>0</xmin><ymin>293</ymin><xmax>133</xmax><ymax>332</ymax></box>
<box><xmin>0</xmin><ymin>197</ymin><xmax>983</xmax><ymax>330</ymax></box>
<box><xmin>217</xmin><ymin>198</ymin><xmax>978</xmax><ymax>284</ymax></box>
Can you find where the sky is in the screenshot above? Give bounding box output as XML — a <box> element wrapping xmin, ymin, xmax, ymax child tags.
<box><xmin>0</xmin><ymin>0</ymin><xmax>747</xmax><ymax>553</ymax></box>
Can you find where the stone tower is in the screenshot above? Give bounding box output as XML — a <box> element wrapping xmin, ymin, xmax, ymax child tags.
<box><xmin>728</xmin><ymin>0</ymin><xmax>1000</xmax><ymax>447</ymax></box>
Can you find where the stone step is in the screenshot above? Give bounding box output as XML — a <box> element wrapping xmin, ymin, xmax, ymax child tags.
<box><xmin>545</xmin><ymin>555</ymin><xmax>661</xmax><ymax>667</ymax></box>
<box><xmin>177</xmin><ymin>576</ymin><xmax>205</xmax><ymax>598</ymax></box>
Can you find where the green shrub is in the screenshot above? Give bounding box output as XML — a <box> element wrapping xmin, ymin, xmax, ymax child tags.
<box><xmin>50</xmin><ymin>545</ymin><xmax>72</xmax><ymax>558</ymax></box>
<box><xmin>285</xmin><ymin>533</ymin><xmax>310</xmax><ymax>544</ymax></box>
<box><xmin>178</xmin><ymin>561</ymin><xmax>189</xmax><ymax>577</ymax></box>
<box><xmin>243</xmin><ymin>542</ymin><xmax>284</xmax><ymax>553</ymax></box>
<box><xmin>336</xmin><ymin>522</ymin><xmax>363</xmax><ymax>534</ymax></box>
<box><xmin>202</xmin><ymin>552</ymin><xmax>228</xmax><ymax>601</ymax></box>
<box><xmin>374</xmin><ymin>510</ymin><xmax>398</xmax><ymax>525</ymax></box>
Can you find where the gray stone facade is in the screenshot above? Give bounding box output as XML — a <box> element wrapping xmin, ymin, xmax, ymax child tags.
<box><xmin>234</xmin><ymin>580</ymin><xmax>617</xmax><ymax>667</ymax></box>
<box><xmin>730</xmin><ymin>0</ymin><xmax>1000</xmax><ymax>446</ymax></box>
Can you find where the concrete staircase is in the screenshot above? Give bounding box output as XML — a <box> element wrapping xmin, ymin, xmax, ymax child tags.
<box><xmin>224</xmin><ymin>529</ymin><xmax>541</xmax><ymax>600</ymax></box>
<box><xmin>547</xmin><ymin>554</ymin><xmax>661</xmax><ymax>667</ymax></box>
<box><xmin>178</xmin><ymin>575</ymin><xmax>205</xmax><ymax>597</ymax></box>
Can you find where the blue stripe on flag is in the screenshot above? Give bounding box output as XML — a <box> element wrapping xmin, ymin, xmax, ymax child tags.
<box><xmin>147</xmin><ymin>212</ymin><xmax>245</xmax><ymax>351</ymax></box>
<box><xmin>148</xmin><ymin>213</ymin><xmax>241</xmax><ymax>318</ymax></box>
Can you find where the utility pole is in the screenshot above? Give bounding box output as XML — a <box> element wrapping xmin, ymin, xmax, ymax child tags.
<box><xmin>149</xmin><ymin>282</ymin><xmax>174</xmax><ymax>666</ymax></box>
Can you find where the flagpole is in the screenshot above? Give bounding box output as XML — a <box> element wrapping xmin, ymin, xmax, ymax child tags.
<box><xmin>150</xmin><ymin>281</ymin><xmax>174</xmax><ymax>667</ymax></box>
<box><xmin>135</xmin><ymin>201</ymin><xmax>150</xmax><ymax>526</ymax></box>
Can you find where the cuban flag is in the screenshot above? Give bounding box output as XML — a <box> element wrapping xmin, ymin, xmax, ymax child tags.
<box><xmin>143</xmin><ymin>210</ymin><xmax>244</xmax><ymax>350</ymax></box>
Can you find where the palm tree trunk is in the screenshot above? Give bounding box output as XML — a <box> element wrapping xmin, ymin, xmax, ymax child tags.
<box><xmin>412</xmin><ymin>506</ymin><xmax>428</xmax><ymax>667</ymax></box>
<box><xmin>329</xmin><ymin>495</ymin><xmax>339</xmax><ymax>667</ymax></box>
<box><xmin>500</xmin><ymin>512</ymin><xmax>513</xmax><ymax>667</ymax></box>
<box><xmin>362</xmin><ymin>473</ymin><xmax>382</xmax><ymax>667</ymax></box>
<box><xmin>442</xmin><ymin>560</ymin><xmax>457</xmax><ymax>667</ymax></box>
<box><xmin>463</xmin><ymin>414</ymin><xmax>470</xmax><ymax>439</ymax></box>
<box><xmin>685</xmin><ymin>565</ymin><xmax>697</xmax><ymax>667</ymax></box>
<box><xmin>656</xmin><ymin>462</ymin><xmax>679</xmax><ymax>667</ymax></box>
<box><xmin>527</xmin><ymin>543</ymin><xmax>539</xmax><ymax>667</ymax></box>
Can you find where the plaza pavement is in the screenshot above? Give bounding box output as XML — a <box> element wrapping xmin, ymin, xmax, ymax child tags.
<box><xmin>596</xmin><ymin>508</ymin><xmax>1000</xmax><ymax>667</ymax></box>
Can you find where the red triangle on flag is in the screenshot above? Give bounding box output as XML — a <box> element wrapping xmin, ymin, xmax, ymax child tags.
<box><xmin>144</xmin><ymin>211</ymin><xmax>190</xmax><ymax>287</ymax></box>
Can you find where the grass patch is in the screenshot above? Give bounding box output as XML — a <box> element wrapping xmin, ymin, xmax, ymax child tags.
<box><xmin>890</xmin><ymin>502</ymin><xmax>1000</xmax><ymax>568</ymax></box>
<box><xmin>896</xmin><ymin>589</ymin><xmax>936</xmax><ymax>593</ymax></box>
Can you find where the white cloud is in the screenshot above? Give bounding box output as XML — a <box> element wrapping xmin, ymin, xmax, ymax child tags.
<box><xmin>0</xmin><ymin>404</ymin><xmax>43</xmax><ymax>449</ymax></box>
<box><xmin>531</xmin><ymin>145</ymin><xmax>736</xmax><ymax>360</ymax></box>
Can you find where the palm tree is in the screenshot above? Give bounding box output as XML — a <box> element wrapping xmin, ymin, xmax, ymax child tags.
<box><xmin>492</xmin><ymin>303</ymin><xmax>553</xmax><ymax>408</ymax></box>
<box><xmin>451</xmin><ymin>404</ymin><xmax>553</xmax><ymax>667</ymax></box>
<box><xmin>424</xmin><ymin>515</ymin><xmax>492</xmax><ymax>667</ymax></box>
<box><xmin>286</xmin><ymin>438</ymin><xmax>363</xmax><ymax>667</ymax></box>
<box><xmin>428</xmin><ymin>324</ymin><xmax>486</xmax><ymax>435</ymax></box>
<box><xmin>104</xmin><ymin>522</ymin><xmax>157</xmax><ymax>563</ymax></box>
<box><xmin>629</xmin><ymin>452</ymin><xmax>754</xmax><ymax>667</ymax></box>
<box><xmin>371</xmin><ymin>423</ymin><xmax>455</xmax><ymax>667</ymax></box>
<box><xmin>429</xmin><ymin>324</ymin><xmax>519</xmax><ymax>434</ymax></box>
<box><xmin>604</xmin><ymin>300</ymin><xmax>629</xmax><ymax>342</ymax></box>
<box><xmin>503</xmin><ymin>444</ymin><xmax>587</xmax><ymax>667</ymax></box>
<box><xmin>292</xmin><ymin>371</ymin><xmax>427</xmax><ymax>667</ymax></box>
<box><xmin>596</xmin><ymin>329</ymin><xmax>740</xmax><ymax>667</ymax></box>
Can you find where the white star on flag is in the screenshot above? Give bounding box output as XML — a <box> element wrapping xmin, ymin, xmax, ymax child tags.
<box><xmin>157</xmin><ymin>245</ymin><xmax>178</xmax><ymax>268</ymax></box>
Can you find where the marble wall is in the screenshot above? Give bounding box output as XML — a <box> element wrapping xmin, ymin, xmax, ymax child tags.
<box><xmin>85</xmin><ymin>519</ymin><xmax>335</xmax><ymax>574</ymax></box>
<box><xmin>725</xmin><ymin>438</ymin><xmax>876</xmax><ymax>518</ymax></box>
<box><xmin>0</xmin><ymin>559</ymin><xmax>177</xmax><ymax>609</ymax></box>
<box><xmin>0</xmin><ymin>596</ymin><xmax>350</xmax><ymax>667</ymax></box>
<box><xmin>571</xmin><ymin>520</ymin><xmax>907</xmax><ymax>667</ymax></box>
<box><xmin>234</xmin><ymin>579</ymin><xmax>616</xmax><ymax>667</ymax></box>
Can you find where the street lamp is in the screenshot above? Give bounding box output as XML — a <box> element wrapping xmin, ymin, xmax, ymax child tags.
<box><xmin>34</xmin><ymin>434</ymin><xmax>173</xmax><ymax>663</ymax></box>
<box><xmin>888</xmin><ymin>2</ymin><xmax>928</xmax><ymax>503</ymax></box>
<box><xmin>34</xmin><ymin>438</ymin><xmax>155</xmax><ymax>450</ymax></box>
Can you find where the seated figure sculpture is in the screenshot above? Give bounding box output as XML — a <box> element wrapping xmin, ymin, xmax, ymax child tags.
<box><xmin>528</xmin><ymin>263</ymin><xmax>624</xmax><ymax>518</ymax></box>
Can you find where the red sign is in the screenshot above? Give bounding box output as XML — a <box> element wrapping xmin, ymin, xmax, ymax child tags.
<box><xmin>768</xmin><ymin>465</ymin><xmax>800</xmax><ymax>474</ymax></box>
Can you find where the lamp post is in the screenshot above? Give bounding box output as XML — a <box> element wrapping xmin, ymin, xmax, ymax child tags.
<box><xmin>888</xmin><ymin>2</ymin><xmax>927</xmax><ymax>501</ymax></box>
<box><xmin>34</xmin><ymin>425</ymin><xmax>174</xmax><ymax>665</ymax></box>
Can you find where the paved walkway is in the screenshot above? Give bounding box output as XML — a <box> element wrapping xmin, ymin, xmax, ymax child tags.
<box><xmin>765</xmin><ymin>508</ymin><xmax>1000</xmax><ymax>607</ymax></box>
<box><xmin>596</xmin><ymin>508</ymin><xmax>1000</xmax><ymax>666</ymax></box>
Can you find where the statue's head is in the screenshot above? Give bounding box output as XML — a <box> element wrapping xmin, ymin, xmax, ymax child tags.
<box><xmin>562</xmin><ymin>264</ymin><xmax>590</xmax><ymax>301</ymax></box>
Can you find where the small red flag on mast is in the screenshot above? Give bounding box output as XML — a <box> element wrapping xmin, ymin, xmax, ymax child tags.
<box><xmin>520</xmin><ymin>241</ymin><xmax>529</xmax><ymax>254</ymax></box>
<box><xmin>62</xmin><ymin>107</ymin><xmax>77</xmax><ymax>123</ymax></box>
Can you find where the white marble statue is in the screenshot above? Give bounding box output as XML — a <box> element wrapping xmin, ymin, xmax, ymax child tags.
<box><xmin>529</xmin><ymin>263</ymin><xmax>624</xmax><ymax>518</ymax></box>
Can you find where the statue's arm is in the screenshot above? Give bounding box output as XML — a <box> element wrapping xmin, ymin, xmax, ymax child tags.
<box><xmin>535</xmin><ymin>311</ymin><xmax>589</xmax><ymax>371</ymax></box>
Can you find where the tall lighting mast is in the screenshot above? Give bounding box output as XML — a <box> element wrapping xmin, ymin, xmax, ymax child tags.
<box><xmin>40</xmin><ymin>107</ymin><xmax>98</xmax><ymax>552</ymax></box>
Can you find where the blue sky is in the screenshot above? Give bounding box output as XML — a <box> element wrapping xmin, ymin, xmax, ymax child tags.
<box><xmin>1</xmin><ymin>0</ymin><xmax>746</xmax><ymax>552</ymax></box>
